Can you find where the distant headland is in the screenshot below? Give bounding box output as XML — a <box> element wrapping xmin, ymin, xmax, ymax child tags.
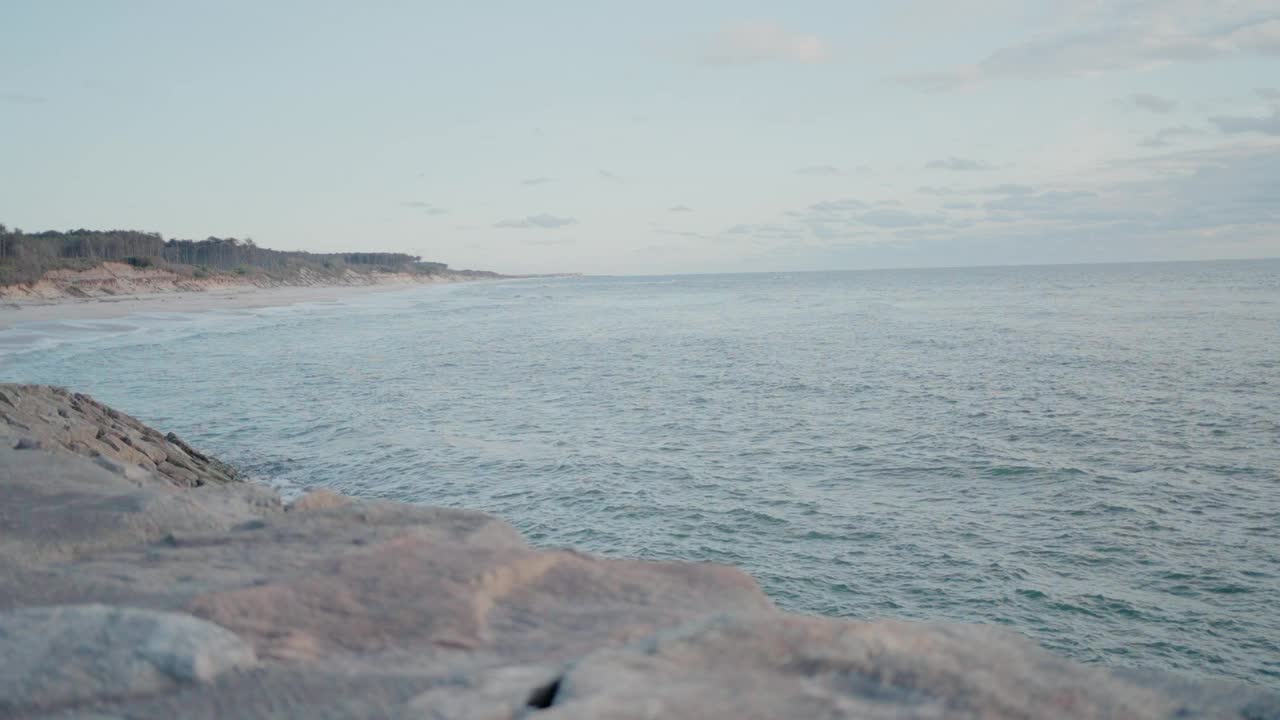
<box><xmin>0</xmin><ymin>224</ymin><xmax>576</xmax><ymax>328</ymax></box>
<box><xmin>0</xmin><ymin>223</ymin><xmax>575</xmax><ymax>302</ymax></box>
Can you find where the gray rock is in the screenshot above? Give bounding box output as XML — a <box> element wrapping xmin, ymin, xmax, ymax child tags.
<box><xmin>0</xmin><ymin>385</ymin><xmax>241</xmax><ymax>487</ymax></box>
<box><xmin>536</xmin><ymin>614</ymin><xmax>1187</xmax><ymax>719</ymax></box>
<box><xmin>0</xmin><ymin>445</ymin><xmax>278</xmax><ymax>568</ymax></box>
<box><xmin>0</xmin><ymin>604</ymin><xmax>256</xmax><ymax>714</ymax></box>
<box><xmin>406</xmin><ymin>665</ymin><xmax>562</xmax><ymax>720</ymax></box>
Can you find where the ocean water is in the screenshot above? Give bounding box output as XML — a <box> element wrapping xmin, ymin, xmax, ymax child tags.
<box><xmin>2</xmin><ymin>260</ymin><xmax>1278</xmax><ymax>686</ymax></box>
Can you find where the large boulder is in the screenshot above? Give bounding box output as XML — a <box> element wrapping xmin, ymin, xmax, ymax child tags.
<box><xmin>0</xmin><ymin>604</ymin><xmax>255</xmax><ymax>715</ymax></box>
<box><xmin>0</xmin><ymin>444</ymin><xmax>278</xmax><ymax>568</ymax></box>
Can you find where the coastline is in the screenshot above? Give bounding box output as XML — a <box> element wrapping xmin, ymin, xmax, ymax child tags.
<box><xmin>5</xmin><ymin>381</ymin><xmax>1274</xmax><ymax>717</ymax></box>
<box><xmin>0</xmin><ymin>273</ymin><xmax>485</xmax><ymax>332</ymax></box>
<box><xmin>0</xmin><ymin>383</ymin><xmax>1275</xmax><ymax>718</ymax></box>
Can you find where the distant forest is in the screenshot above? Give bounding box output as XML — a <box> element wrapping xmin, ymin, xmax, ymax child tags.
<box><xmin>0</xmin><ymin>224</ymin><xmax>487</xmax><ymax>285</ymax></box>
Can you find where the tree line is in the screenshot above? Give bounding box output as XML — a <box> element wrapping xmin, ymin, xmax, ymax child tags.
<box><xmin>0</xmin><ymin>224</ymin><xmax>454</xmax><ymax>285</ymax></box>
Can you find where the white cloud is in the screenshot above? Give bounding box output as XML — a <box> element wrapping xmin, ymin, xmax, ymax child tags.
<box><xmin>900</xmin><ymin>13</ymin><xmax>1280</xmax><ymax>91</ymax></box>
<box><xmin>857</xmin><ymin>209</ymin><xmax>945</xmax><ymax>227</ymax></box>
<box><xmin>796</xmin><ymin>164</ymin><xmax>843</xmax><ymax>176</ymax></box>
<box><xmin>700</xmin><ymin>22</ymin><xmax>830</xmax><ymax>65</ymax></box>
<box><xmin>1211</xmin><ymin>109</ymin><xmax>1280</xmax><ymax>135</ymax></box>
<box><xmin>805</xmin><ymin>198</ymin><xmax>867</xmax><ymax>218</ymax></box>
<box><xmin>494</xmin><ymin>214</ymin><xmax>578</xmax><ymax>229</ymax></box>
<box><xmin>982</xmin><ymin>183</ymin><xmax>1036</xmax><ymax>195</ymax></box>
<box><xmin>669</xmin><ymin>205</ymin><xmax>694</xmax><ymax>212</ymax></box>
<box><xmin>917</xmin><ymin>185</ymin><xmax>956</xmax><ymax>196</ymax></box>
<box><xmin>1140</xmin><ymin>125</ymin><xmax>1205</xmax><ymax>147</ymax></box>
<box><xmin>926</xmin><ymin>157</ymin><xmax>996</xmax><ymax>171</ymax></box>
<box><xmin>399</xmin><ymin>201</ymin><xmax>449</xmax><ymax>216</ymax></box>
<box><xmin>701</xmin><ymin>141</ymin><xmax>1280</xmax><ymax>266</ymax></box>
<box><xmin>898</xmin><ymin>69</ymin><xmax>979</xmax><ymax>92</ymax></box>
<box><xmin>1131</xmin><ymin>92</ymin><xmax>1178</xmax><ymax>113</ymax></box>
<box><xmin>1</xmin><ymin>92</ymin><xmax>46</xmax><ymax>104</ymax></box>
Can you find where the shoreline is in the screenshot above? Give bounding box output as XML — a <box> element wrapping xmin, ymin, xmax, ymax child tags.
<box><xmin>0</xmin><ymin>383</ymin><xmax>1272</xmax><ymax>717</ymax></box>
<box><xmin>0</xmin><ymin>275</ymin><xmax>486</xmax><ymax>332</ymax></box>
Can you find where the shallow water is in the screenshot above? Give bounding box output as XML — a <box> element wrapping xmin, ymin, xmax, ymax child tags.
<box><xmin>3</xmin><ymin>260</ymin><xmax>1278</xmax><ymax>686</ymax></box>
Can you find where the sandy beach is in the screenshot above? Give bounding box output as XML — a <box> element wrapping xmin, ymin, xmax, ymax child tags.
<box><xmin>0</xmin><ymin>280</ymin><xmax>453</xmax><ymax>332</ymax></box>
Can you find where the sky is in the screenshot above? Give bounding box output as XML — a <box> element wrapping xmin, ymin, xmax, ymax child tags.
<box><xmin>1</xmin><ymin>1</ymin><xmax>1278</xmax><ymax>275</ymax></box>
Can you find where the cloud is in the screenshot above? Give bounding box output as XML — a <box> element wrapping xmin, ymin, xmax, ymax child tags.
<box><xmin>900</xmin><ymin>13</ymin><xmax>1280</xmax><ymax>91</ymax></box>
<box><xmin>1131</xmin><ymin>92</ymin><xmax>1178</xmax><ymax>113</ymax></box>
<box><xmin>984</xmin><ymin>190</ymin><xmax>1102</xmax><ymax>217</ymax></box>
<box><xmin>650</xmin><ymin>222</ymin><xmax>708</xmax><ymax>239</ymax></box>
<box><xmin>494</xmin><ymin>213</ymin><xmax>578</xmax><ymax>229</ymax></box>
<box><xmin>669</xmin><ymin>205</ymin><xmax>694</xmax><ymax>212</ymax></box>
<box><xmin>1</xmin><ymin>92</ymin><xmax>46</xmax><ymax>104</ymax></box>
<box><xmin>700</xmin><ymin>21</ymin><xmax>830</xmax><ymax>65</ymax></box>
<box><xmin>857</xmin><ymin>209</ymin><xmax>946</xmax><ymax>228</ymax></box>
<box><xmin>525</xmin><ymin>236</ymin><xmax>576</xmax><ymax>247</ymax></box>
<box><xmin>796</xmin><ymin>164</ymin><xmax>842</xmax><ymax>176</ymax></box>
<box><xmin>1140</xmin><ymin>125</ymin><xmax>1205</xmax><ymax>147</ymax></box>
<box><xmin>599</xmin><ymin>169</ymin><xmax>624</xmax><ymax>182</ymax></box>
<box><xmin>897</xmin><ymin>70</ymin><xmax>978</xmax><ymax>92</ymax></box>
<box><xmin>982</xmin><ymin>183</ymin><xmax>1036</xmax><ymax>195</ymax></box>
<box><xmin>681</xmin><ymin>142</ymin><xmax>1280</xmax><ymax>268</ymax></box>
<box><xmin>723</xmin><ymin>223</ymin><xmax>805</xmax><ymax>242</ymax></box>
<box><xmin>779</xmin><ymin>197</ymin><xmax>950</xmax><ymax>240</ymax></box>
<box><xmin>399</xmin><ymin>201</ymin><xmax>449</xmax><ymax>216</ymax></box>
<box><xmin>916</xmin><ymin>185</ymin><xmax>955</xmax><ymax>196</ymax></box>
<box><xmin>926</xmin><ymin>157</ymin><xmax>996</xmax><ymax>171</ymax></box>
<box><xmin>521</xmin><ymin>177</ymin><xmax>555</xmax><ymax>186</ymax></box>
<box><xmin>805</xmin><ymin>198</ymin><xmax>867</xmax><ymax>218</ymax></box>
<box><xmin>1260</xmin><ymin>88</ymin><xmax>1280</xmax><ymax>100</ymax></box>
<box><xmin>1211</xmin><ymin>109</ymin><xmax>1280</xmax><ymax>135</ymax></box>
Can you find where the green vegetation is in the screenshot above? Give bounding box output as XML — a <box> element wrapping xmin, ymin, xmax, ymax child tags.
<box><xmin>0</xmin><ymin>224</ymin><xmax>488</xmax><ymax>286</ymax></box>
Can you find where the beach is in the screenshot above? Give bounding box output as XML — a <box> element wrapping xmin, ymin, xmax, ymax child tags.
<box><xmin>0</xmin><ymin>275</ymin><xmax>474</xmax><ymax>331</ymax></box>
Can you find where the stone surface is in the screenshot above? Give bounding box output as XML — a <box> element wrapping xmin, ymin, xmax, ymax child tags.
<box><xmin>0</xmin><ymin>444</ymin><xmax>277</xmax><ymax>567</ymax></box>
<box><xmin>0</xmin><ymin>385</ymin><xmax>241</xmax><ymax>487</ymax></box>
<box><xmin>0</xmin><ymin>384</ymin><xmax>1274</xmax><ymax>719</ymax></box>
<box><xmin>0</xmin><ymin>604</ymin><xmax>256</xmax><ymax>714</ymax></box>
<box><xmin>537</xmin><ymin>614</ymin><xmax>1180</xmax><ymax>719</ymax></box>
<box><xmin>288</xmin><ymin>488</ymin><xmax>353</xmax><ymax>512</ymax></box>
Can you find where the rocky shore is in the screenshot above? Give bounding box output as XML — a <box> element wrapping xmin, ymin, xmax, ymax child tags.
<box><xmin>0</xmin><ymin>384</ymin><xmax>1275</xmax><ymax>719</ymax></box>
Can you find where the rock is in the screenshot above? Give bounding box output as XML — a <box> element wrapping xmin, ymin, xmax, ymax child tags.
<box><xmin>406</xmin><ymin>665</ymin><xmax>563</xmax><ymax>720</ymax></box>
<box><xmin>0</xmin><ymin>445</ymin><xmax>279</xmax><ymax>570</ymax></box>
<box><xmin>0</xmin><ymin>604</ymin><xmax>256</xmax><ymax>714</ymax></box>
<box><xmin>185</xmin><ymin>505</ymin><xmax>771</xmax><ymax>662</ymax></box>
<box><xmin>0</xmin><ymin>385</ymin><xmax>241</xmax><ymax>487</ymax></box>
<box><xmin>288</xmin><ymin>488</ymin><xmax>352</xmax><ymax>512</ymax></box>
<box><xmin>536</xmin><ymin>614</ymin><xmax>1178</xmax><ymax>719</ymax></box>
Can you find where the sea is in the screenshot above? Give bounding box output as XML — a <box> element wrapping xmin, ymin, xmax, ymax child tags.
<box><xmin>2</xmin><ymin>259</ymin><xmax>1278</xmax><ymax>686</ymax></box>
